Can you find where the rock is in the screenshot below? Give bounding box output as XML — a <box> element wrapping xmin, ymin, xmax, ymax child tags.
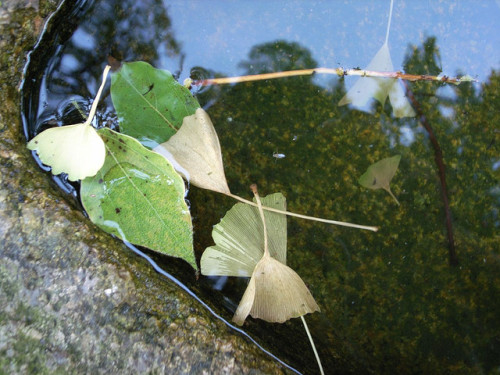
<box><xmin>0</xmin><ymin>2</ymin><xmax>289</xmax><ymax>373</ymax></box>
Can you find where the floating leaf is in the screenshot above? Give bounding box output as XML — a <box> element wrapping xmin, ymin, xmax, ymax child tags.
<box><xmin>232</xmin><ymin>254</ymin><xmax>320</xmax><ymax>325</ymax></box>
<box><xmin>81</xmin><ymin>128</ymin><xmax>196</xmax><ymax>269</ymax></box>
<box><xmin>358</xmin><ymin>154</ymin><xmax>401</xmax><ymax>205</ymax></box>
<box><xmin>27</xmin><ymin>65</ymin><xmax>110</xmax><ymax>181</ymax></box>
<box><xmin>201</xmin><ymin>192</ymin><xmax>319</xmax><ymax>324</ymax></box>
<box><xmin>339</xmin><ymin>42</ymin><xmax>415</xmax><ymax>118</ymax></box>
<box><xmin>27</xmin><ymin>123</ymin><xmax>106</xmax><ymax>181</ymax></box>
<box><xmin>201</xmin><ymin>193</ymin><xmax>286</xmax><ymax>277</ymax></box>
<box><xmin>111</xmin><ymin>61</ymin><xmax>200</xmax><ymax>148</ymax></box>
<box><xmin>154</xmin><ymin>108</ymin><xmax>230</xmax><ymax>195</ymax></box>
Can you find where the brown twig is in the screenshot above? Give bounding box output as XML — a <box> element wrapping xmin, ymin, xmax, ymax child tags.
<box><xmin>402</xmin><ymin>80</ymin><xmax>459</xmax><ymax>266</ymax></box>
<box><xmin>193</xmin><ymin>68</ymin><xmax>475</xmax><ymax>87</ymax></box>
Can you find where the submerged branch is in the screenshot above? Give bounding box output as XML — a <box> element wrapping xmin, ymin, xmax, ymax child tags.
<box><xmin>193</xmin><ymin>68</ymin><xmax>476</xmax><ymax>87</ymax></box>
<box><xmin>402</xmin><ymin>81</ymin><xmax>459</xmax><ymax>266</ymax></box>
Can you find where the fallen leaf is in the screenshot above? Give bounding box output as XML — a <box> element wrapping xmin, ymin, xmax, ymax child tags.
<box><xmin>27</xmin><ymin>65</ymin><xmax>110</xmax><ymax>181</ymax></box>
<box><xmin>81</xmin><ymin>128</ymin><xmax>196</xmax><ymax>269</ymax></box>
<box><xmin>111</xmin><ymin>61</ymin><xmax>200</xmax><ymax>148</ymax></box>
<box><xmin>201</xmin><ymin>192</ymin><xmax>319</xmax><ymax>324</ymax></box>
<box><xmin>339</xmin><ymin>43</ymin><xmax>415</xmax><ymax>118</ymax></box>
<box><xmin>154</xmin><ymin>108</ymin><xmax>231</xmax><ymax>195</ymax></box>
<box><xmin>233</xmin><ymin>254</ymin><xmax>320</xmax><ymax>325</ymax></box>
<box><xmin>358</xmin><ymin>154</ymin><xmax>401</xmax><ymax>205</ymax></box>
<box><xmin>201</xmin><ymin>193</ymin><xmax>286</xmax><ymax>276</ymax></box>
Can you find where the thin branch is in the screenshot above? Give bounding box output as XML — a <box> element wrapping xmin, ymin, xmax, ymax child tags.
<box><xmin>402</xmin><ymin>80</ymin><xmax>459</xmax><ymax>266</ymax></box>
<box><xmin>193</xmin><ymin>68</ymin><xmax>476</xmax><ymax>87</ymax></box>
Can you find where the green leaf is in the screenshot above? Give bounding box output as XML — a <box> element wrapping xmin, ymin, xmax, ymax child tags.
<box><xmin>111</xmin><ymin>61</ymin><xmax>200</xmax><ymax>149</ymax></box>
<box><xmin>80</xmin><ymin>128</ymin><xmax>196</xmax><ymax>269</ymax></box>
<box><xmin>201</xmin><ymin>193</ymin><xmax>287</xmax><ymax>277</ymax></box>
<box><xmin>358</xmin><ymin>154</ymin><xmax>401</xmax><ymax>205</ymax></box>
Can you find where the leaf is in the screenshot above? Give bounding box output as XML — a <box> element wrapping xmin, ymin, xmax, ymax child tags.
<box><xmin>81</xmin><ymin>128</ymin><xmax>196</xmax><ymax>269</ymax></box>
<box><xmin>232</xmin><ymin>255</ymin><xmax>320</xmax><ymax>325</ymax></box>
<box><xmin>27</xmin><ymin>123</ymin><xmax>105</xmax><ymax>181</ymax></box>
<box><xmin>111</xmin><ymin>61</ymin><xmax>200</xmax><ymax>149</ymax></box>
<box><xmin>27</xmin><ymin>65</ymin><xmax>111</xmax><ymax>181</ymax></box>
<box><xmin>339</xmin><ymin>43</ymin><xmax>415</xmax><ymax>118</ymax></box>
<box><xmin>358</xmin><ymin>154</ymin><xmax>401</xmax><ymax>205</ymax></box>
<box><xmin>201</xmin><ymin>193</ymin><xmax>287</xmax><ymax>277</ymax></box>
<box><xmin>153</xmin><ymin>108</ymin><xmax>231</xmax><ymax>195</ymax></box>
<box><xmin>201</xmin><ymin>192</ymin><xmax>319</xmax><ymax>324</ymax></box>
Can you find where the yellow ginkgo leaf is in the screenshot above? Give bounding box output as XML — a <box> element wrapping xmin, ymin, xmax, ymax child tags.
<box><xmin>27</xmin><ymin>65</ymin><xmax>111</xmax><ymax>181</ymax></box>
<box><xmin>233</xmin><ymin>254</ymin><xmax>320</xmax><ymax>325</ymax></box>
<box><xmin>28</xmin><ymin>123</ymin><xmax>105</xmax><ymax>181</ymax></box>
<box><xmin>204</xmin><ymin>185</ymin><xmax>324</xmax><ymax>374</ymax></box>
<box><xmin>201</xmin><ymin>193</ymin><xmax>287</xmax><ymax>277</ymax></box>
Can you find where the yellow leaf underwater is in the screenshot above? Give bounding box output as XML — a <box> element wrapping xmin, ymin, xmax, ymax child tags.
<box><xmin>358</xmin><ymin>154</ymin><xmax>401</xmax><ymax>205</ymax></box>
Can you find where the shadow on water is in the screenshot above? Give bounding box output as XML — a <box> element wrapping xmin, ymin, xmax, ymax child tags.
<box><xmin>22</xmin><ymin>0</ymin><xmax>500</xmax><ymax>374</ymax></box>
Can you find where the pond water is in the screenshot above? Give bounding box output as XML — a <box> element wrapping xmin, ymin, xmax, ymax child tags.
<box><xmin>22</xmin><ymin>0</ymin><xmax>500</xmax><ymax>374</ymax></box>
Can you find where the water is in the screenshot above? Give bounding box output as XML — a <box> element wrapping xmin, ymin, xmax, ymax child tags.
<box><xmin>22</xmin><ymin>1</ymin><xmax>500</xmax><ymax>373</ymax></box>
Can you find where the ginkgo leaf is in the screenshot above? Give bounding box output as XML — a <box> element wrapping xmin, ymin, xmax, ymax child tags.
<box><xmin>27</xmin><ymin>65</ymin><xmax>111</xmax><ymax>181</ymax></box>
<box><xmin>339</xmin><ymin>43</ymin><xmax>415</xmax><ymax>118</ymax></box>
<box><xmin>233</xmin><ymin>255</ymin><xmax>320</xmax><ymax>325</ymax></box>
<box><xmin>200</xmin><ymin>193</ymin><xmax>286</xmax><ymax>277</ymax></box>
<box><xmin>153</xmin><ymin>108</ymin><xmax>230</xmax><ymax>194</ymax></box>
<box><xmin>358</xmin><ymin>154</ymin><xmax>401</xmax><ymax>205</ymax></box>
<box><xmin>201</xmin><ymin>188</ymin><xmax>319</xmax><ymax>325</ymax></box>
<box><xmin>27</xmin><ymin>123</ymin><xmax>105</xmax><ymax>181</ymax></box>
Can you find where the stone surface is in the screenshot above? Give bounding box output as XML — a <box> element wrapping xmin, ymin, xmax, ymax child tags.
<box><xmin>0</xmin><ymin>1</ymin><xmax>289</xmax><ymax>373</ymax></box>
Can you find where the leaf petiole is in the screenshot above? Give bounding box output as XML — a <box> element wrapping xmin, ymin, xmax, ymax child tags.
<box><xmin>226</xmin><ymin>192</ymin><xmax>379</xmax><ymax>232</ymax></box>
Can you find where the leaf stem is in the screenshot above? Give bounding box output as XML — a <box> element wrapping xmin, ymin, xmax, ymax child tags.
<box><xmin>85</xmin><ymin>65</ymin><xmax>111</xmax><ymax>126</ymax></box>
<box><xmin>193</xmin><ymin>68</ymin><xmax>475</xmax><ymax>87</ymax></box>
<box><xmin>385</xmin><ymin>187</ymin><xmax>400</xmax><ymax>206</ymax></box>
<box><xmin>301</xmin><ymin>315</ymin><xmax>324</xmax><ymax>375</ymax></box>
<box><xmin>226</xmin><ymin>192</ymin><xmax>379</xmax><ymax>232</ymax></box>
<box><xmin>250</xmin><ymin>184</ymin><xmax>270</xmax><ymax>257</ymax></box>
